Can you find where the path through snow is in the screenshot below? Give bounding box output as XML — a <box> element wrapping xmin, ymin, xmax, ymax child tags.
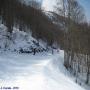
<box><xmin>0</xmin><ymin>51</ymin><xmax>86</xmax><ymax>90</ymax></box>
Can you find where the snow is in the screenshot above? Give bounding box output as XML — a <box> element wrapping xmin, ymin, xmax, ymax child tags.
<box><xmin>0</xmin><ymin>24</ymin><xmax>45</xmax><ymax>52</ymax></box>
<box><xmin>0</xmin><ymin>50</ymin><xmax>86</xmax><ymax>90</ymax></box>
<box><xmin>0</xmin><ymin>23</ymin><xmax>86</xmax><ymax>90</ymax></box>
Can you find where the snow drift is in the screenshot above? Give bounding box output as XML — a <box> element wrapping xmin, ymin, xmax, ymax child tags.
<box><xmin>0</xmin><ymin>24</ymin><xmax>45</xmax><ymax>53</ymax></box>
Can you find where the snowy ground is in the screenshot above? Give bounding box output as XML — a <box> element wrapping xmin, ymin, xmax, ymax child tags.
<box><xmin>0</xmin><ymin>50</ymin><xmax>86</xmax><ymax>90</ymax></box>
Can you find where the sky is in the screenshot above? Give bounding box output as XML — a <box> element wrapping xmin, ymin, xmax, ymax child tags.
<box><xmin>42</xmin><ymin>0</ymin><xmax>56</xmax><ymax>11</ymax></box>
<box><xmin>42</xmin><ymin>0</ymin><xmax>90</xmax><ymax>22</ymax></box>
<box><xmin>78</xmin><ymin>0</ymin><xmax>90</xmax><ymax>22</ymax></box>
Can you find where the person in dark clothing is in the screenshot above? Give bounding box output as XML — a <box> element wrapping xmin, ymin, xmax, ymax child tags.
<box><xmin>33</xmin><ymin>48</ymin><xmax>36</xmax><ymax>55</ymax></box>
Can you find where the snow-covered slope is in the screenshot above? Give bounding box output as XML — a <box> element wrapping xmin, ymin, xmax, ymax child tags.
<box><xmin>0</xmin><ymin>50</ymin><xmax>86</xmax><ymax>90</ymax></box>
<box><xmin>0</xmin><ymin>24</ymin><xmax>45</xmax><ymax>53</ymax></box>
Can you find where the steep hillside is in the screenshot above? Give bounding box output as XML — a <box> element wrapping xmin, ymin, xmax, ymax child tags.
<box><xmin>0</xmin><ymin>0</ymin><xmax>64</xmax><ymax>49</ymax></box>
<box><xmin>0</xmin><ymin>24</ymin><xmax>46</xmax><ymax>53</ymax></box>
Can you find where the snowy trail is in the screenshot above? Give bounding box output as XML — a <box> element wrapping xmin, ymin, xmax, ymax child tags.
<box><xmin>0</xmin><ymin>51</ymin><xmax>86</xmax><ymax>90</ymax></box>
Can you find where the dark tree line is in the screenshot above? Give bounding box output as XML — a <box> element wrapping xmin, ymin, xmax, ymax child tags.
<box><xmin>55</xmin><ymin>0</ymin><xmax>90</xmax><ymax>84</ymax></box>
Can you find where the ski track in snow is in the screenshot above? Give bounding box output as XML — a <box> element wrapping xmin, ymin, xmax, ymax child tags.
<box><xmin>0</xmin><ymin>51</ymin><xmax>86</xmax><ymax>90</ymax></box>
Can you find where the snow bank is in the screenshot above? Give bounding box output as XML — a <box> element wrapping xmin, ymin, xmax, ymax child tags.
<box><xmin>43</xmin><ymin>50</ymin><xmax>86</xmax><ymax>90</ymax></box>
<box><xmin>0</xmin><ymin>24</ymin><xmax>45</xmax><ymax>53</ymax></box>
